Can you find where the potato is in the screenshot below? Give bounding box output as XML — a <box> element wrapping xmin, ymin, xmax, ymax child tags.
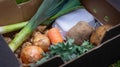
<box><xmin>67</xmin><ymin>21</ymin><xmax>94</xmax><ymax>45</ymax></box>
<box><xmin>90</xmin><ymin>24</ymin><xmax>112</xmax><ymax>46</ymax></box>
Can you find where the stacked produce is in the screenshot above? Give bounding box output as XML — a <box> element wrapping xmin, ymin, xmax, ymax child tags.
<box><xmin>0</xmin><ymin>0</ymin><xmax>113</xmax><ymax>67</ymax></box>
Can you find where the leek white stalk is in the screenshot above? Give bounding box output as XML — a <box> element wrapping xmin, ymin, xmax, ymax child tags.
<box><xmin>0</xmin><ymin>21</ymin><xmax>28</xmax><ymax>34</ymax></box>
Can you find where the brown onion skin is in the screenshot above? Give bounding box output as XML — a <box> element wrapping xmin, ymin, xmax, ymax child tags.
<box><xmin>32</xmin><ymin>32</ymin><xmax>50</xmax><ymax>52</ymax></box>
<box><xmin>20</xmin><ymin>46</ymin><xmax>44</xmax><ymax>64</ymax></box>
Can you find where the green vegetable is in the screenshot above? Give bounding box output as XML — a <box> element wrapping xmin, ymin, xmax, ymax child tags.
<box><xmin>9</xmin><ymin>0</ymin><xmax>80</xmax><ymax>52</ymax></box>
<box><xmin>0</xmin><ymin>21</ymin><xmax>28</xmax><ymax>34</ymax></box>
<box><xmin>42</xmin><ymin>0</ymin><xmax>82</xmax><ymax>25</ymax></box>
<box><xmin>48</xmin><ymin>38</ymin><xmax>94</xmax><ymax>62</ymax></box>
<box><xmin>32</xmin><ymin>38</ymin><xmax>94</xmax><ymax>66</ymax></box>
<box><xmin>16</xmin><ymin>0</ymin><xmax>30</xmax><ymax>4</ymax></box>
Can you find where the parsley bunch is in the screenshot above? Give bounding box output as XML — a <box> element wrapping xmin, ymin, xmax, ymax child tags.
<box><xmin>48</xmin><ymin>38</ymin><xmax>94</xmax><ymax>62</ymax></box>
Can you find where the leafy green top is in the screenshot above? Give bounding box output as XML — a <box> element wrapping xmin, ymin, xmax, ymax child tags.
<box><xmin>48</xmin><ymin>38</ymin><xmax>94</xmax><ymax>62</ymax></box>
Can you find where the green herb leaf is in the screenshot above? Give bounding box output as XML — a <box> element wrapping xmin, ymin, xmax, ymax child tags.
<box><xmin>47</xmin><ymin>38</ymin><xmax>94</xmax><ymax>62</ymax></box>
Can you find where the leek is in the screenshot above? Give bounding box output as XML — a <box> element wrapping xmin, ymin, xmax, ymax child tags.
<box><xmin>0</xmin><ymin>21</ymin><xmax>28</xmax><ymax>34</ymax></box>
<box><xmin>41</xmin><ymin>0</ymin><xmax>82</xmax><ymax>25</ymax></box>
<box><xmin>9</xmin><ymin>0</ymin><xmax>71</xmax><ymax>52</ymax></box>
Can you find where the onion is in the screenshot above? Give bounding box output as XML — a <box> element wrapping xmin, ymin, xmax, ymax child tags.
<box><xmin>20</xmin><ymin>45</ymin><xmax>44</xmax><ymax>64</ymax></box>
<box><xmin>31</xmin><ymin>32</ymin><xmax>50</xmax><ymax>52</ymax></box>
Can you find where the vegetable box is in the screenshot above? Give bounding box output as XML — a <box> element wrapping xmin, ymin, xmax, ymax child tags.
<box><xmin>0</xmin><ymin>0</ymin><xmax>120</xmax><ymax>67</ymax></box>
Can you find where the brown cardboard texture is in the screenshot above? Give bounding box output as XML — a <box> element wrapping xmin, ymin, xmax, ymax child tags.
<box><xmin>0</xmin><ymin>0</ymin><xmax>43</xmax><ymax>26</ymax></box>
<box><xmin>82</xmin><ymin>0</ymin><xmax>120</xmax><ymax>26</ymax></box>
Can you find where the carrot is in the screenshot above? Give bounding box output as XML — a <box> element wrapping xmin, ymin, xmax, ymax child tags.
<box><xmin>47</xmin><ymin>28</ymin><xmax>63</xmax><ymax>44</ymax></box>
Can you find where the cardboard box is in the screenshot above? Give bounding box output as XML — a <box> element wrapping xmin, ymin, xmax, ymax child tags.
<box><xmin>0</xmin><ymin>0</ymin><xmax>120</xmax><ymax>67</ymax></box>
<box><xmin>0</xmin><ymin>0</ymin><xmax>42</xmax><ymax>26</ymax></box>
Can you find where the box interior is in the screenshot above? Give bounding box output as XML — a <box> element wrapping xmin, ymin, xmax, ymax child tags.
<box><xmin>0</xmin><ymin>0</ymin><xmax>120</xmax><ymax>67</ymax></box>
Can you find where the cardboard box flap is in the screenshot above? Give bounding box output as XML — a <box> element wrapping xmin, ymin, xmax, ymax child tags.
<box><xmin>0</xmin><ymin>0</ymin><xmax>42</xmax><ymax>26</ymax></box>
<box><xmin>82</xmin><ymin>0</ymin><xmax>120</xmax><ymax>26</ymax></box>
<box><xmin>18</xmin><ymin>0</ymin><xmax>43</xmax><ymax>21</ymax></box>
<box><xmin>0</xmin><ymin>0</ymin><xmax>22</xmax><ymax>26</ymax></box>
